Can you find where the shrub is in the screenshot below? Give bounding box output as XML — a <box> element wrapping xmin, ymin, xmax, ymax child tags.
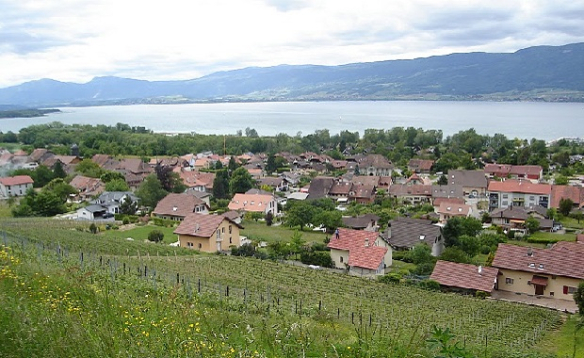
<box><xmin>525</xmin><ymin>237</ymin><xmax>559</xmax><ymax>245</ymax></box>
<box><xmin>419</xmin><ymin>279</ymin><xmax>441</xmax><ymax>291</ymax></box>
<box><xmin>300</xmin><ymin>251</ymin><xmax>334</xmax><ymax>268</ymax></box>
<box><xmin>413</xmin><ymin>261</ymin><xmax>436</xmax><ymax>276</ymax></box>
<box><xmin>378</xmin><ymin>272</ymin><xmax>402</xmax><ymax>284</ymax></box>
<box><xmin>122</xmin><ymin>216</ymin><xmax>130</xmax><ymax>225</ymax></box>
<box><xmin>89</xmin><ymin>223</ymin><xmax>97</xmax><ymax>234</ymax></box>
<box><xmin>148</xmin><ymin>229</ymin><xmax>164</xmax><ymax>243</ymax></box>
<box><xmin>475</xmin><ymin>291</ymin><xmax>488</xmax><ymax>299</ymax></box>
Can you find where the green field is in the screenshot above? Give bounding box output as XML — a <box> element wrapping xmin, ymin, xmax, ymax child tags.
<box><xmin>241</xmin><ymin>220</ymin><xmax>330</xmax><ymax>244</ymax></box>
<box><xmin>1</xmin><ymin>218</ymin><xmax>580</xmax><ymax>357</ymax></box>
<box><xmin>100</xmin><ymin>223</ymin><xmax>180</xmax><ymax>245</ymax></box>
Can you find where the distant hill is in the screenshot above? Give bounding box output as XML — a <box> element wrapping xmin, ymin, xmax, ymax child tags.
<box><xmin>1</xmin><ymin>42</ymin><xmax>584</xmax><ymax>106</ymax></box>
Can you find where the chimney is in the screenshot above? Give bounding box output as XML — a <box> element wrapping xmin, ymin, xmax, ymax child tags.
<box><xmin>527</xmin><ymin>247</ymin><xmax>533</xmax><ymax>257</ymax></box>
<box><xmin>478</xmin><ymin>266</ymin><xmax>483</xmax><ymax>275</ymax></box>
<box><xmin>386</xmin><ymin>222</ymin><xmax>391</xmax><ymax>238</ymax></box>
<box><xmin>365</xmin><ymin>238</ymin><xmax>369</xmax><ymax>247</ymax></box>
<box><xmin>195</xmin><ymin>223</ymin><xmax>200</xmax><ymax>233</ymax></box>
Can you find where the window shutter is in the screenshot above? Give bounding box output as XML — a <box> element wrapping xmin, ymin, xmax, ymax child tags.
<box><xmin>563</xmin><ymin>286</ymin><xmax>568</xmax><ymax>295</ymax></box>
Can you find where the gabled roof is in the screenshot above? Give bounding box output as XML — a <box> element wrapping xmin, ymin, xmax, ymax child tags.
<box><xmin>389</xmin><ymin>184</ymin><xmax>433</xmax><ymax>197</ymax></box>
<box><xmin>257</xmin><ymin>177</ymin><xmax>284</xmax><ymax>187</ymax></box>
<box><xmin>342</xmin><ymin>214</ymin><xmax>381</xmax><ymax>229</ymax></box>
<box><xmin>228</xmin><ymin>193</ymin><xmax>275</xmax><ymax>212</ymax></box>
<box><xmin>153</xmin><ymin>193</ymin><xmax>207</xmax><ymax>218</ymax></box>
<box><xmin>176</xmin><ymin>169</ymin><xmax>215</xmax><ymax>189</ymax></box>
<box><xmin>329</xmin><ymin>181</ymin><xmax>353</xmax><ymax>195</ymax></box>
<box><xmin>0</xmin><ymin>175</ymin><xmax>34</xmax><ymax>186</ymax></box>
<box><xmin>430</xmin><ymin>260</ymin><xmax>498</xmax><ymax>293</ymax></box>
<box><xmin>174</xmin><ymin>213</ymin><xmax>242</xmax><ymax>238</ymax></box>
<box><xmin>351</xmin><ymin>175</ymin><xmax>380</xmax><ymax>187</ymax></box>
<box><xmin>327</xmin><ymin>228</ymin><xmax>387</xmax><ymax>270</ymax></box>
<box><xmin>437</xmin><ymin>202</ymin><xmax>471</xmax><ymax>217</ymax></box>
<box><xmin>360</xmin><ymin>154</ymin><xmax>393</xmax><ymax>169</ymax></box>
<box><xmin>509</xmin><ymin>165</ymin><xmax>543</xmax><ymax>177</ymax></box>
<box><xmin>382</xmin><ymin>217</ymin><xmax>441</xmax><ymax>249</ymax></box>
<box><xmin>492</xmin><ymin>243</ymin><xmax>584</xmax><ymax>280</ymax></box>
<box><xmin>307</xmin><ymin>176</ymin><xmax>335</xmax><ymax>199</ymax></box>
<box><xmin>92</xmin><ymin>154</ymin><xmax>112</xmax><ymax>167</ymax></box>
<box><xmin>350</xmin><ymin>184</ymin><xmax>375</xmax><ymax>199</ymax></box>
<box><xmin>550</xmin><ymin>185</ymin><xmax>584</xmax><ymax>209</ymax></box>
<box><xmin>431</xmin><ymin>184</ymin><xmax>464</xmax><ymax>198</ymax></box>
<box><xmin>488</xmin><ymin>179</ymin><xmax>551</xmax><ymax>195</ymax></box>
<box><xmin>408</xmin><ymin>159</ymin><xmax>434</xmax><ymax>171</ymax></box>
<box><xmin>491</xmin><ymin>206</ymin><xmax>529</xmax><ymax>220</ymax></box>
<box><xmin>433</xmin><ymin>197</ymin><xmax>465</xmax><ymax>208</ymax></box>
<box><xmin>447</xmin><ymin>170</ymin><xmax>488</xmax><ymax>188</ymax></box>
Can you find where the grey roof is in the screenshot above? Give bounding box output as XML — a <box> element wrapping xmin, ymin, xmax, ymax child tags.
<box><xmin>382</xmin><ymin>217</ymin><xmax>442</xmax><ymax>249</ymax></box>
<box><xmin>83</xmin><ymin>204</ymin><xmax>108</xmax><ymax>213</ymax></box>
<box><xmin>287</xmin><ymin>192</ymin><xmax>309</xmax><ymax>200</ymax></box>
<box><xmin>447</xmin><ymin>170</ymin><xmax>488</xmax><ymax>189</ymax></box>
<box><xmin>342</xmin><ymin>214</ymin><xmax>381</xmax><ymax>229</ymax></box>
<box><xmin>308</xmin><ymin>177</ymin><xmax>335</xmax><ymax>199</ymax></box>
<box><xmin>94</xmin><ymin>191</ymin><xmax>139</xmax><ymax>205</ymax></box>
<box><xmin>431</xmin><ymin>184</ymin><xmax>464</xmax><ymax>199</ymax></box>
<box><xmin>527</xmin><ymin>205</ymin><xmax>548</xmax><ymax>218</ymax></box>
<box><xmin>491</xmin><ymin>206</ymin><xmax>529</xmax><ymax>220</ymax></box>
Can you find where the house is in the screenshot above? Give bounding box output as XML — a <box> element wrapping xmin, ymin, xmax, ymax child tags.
<box><xmin>176</xmin><ymin>168</ymin><xmax>215</xmax><ymax>193</ymax></box>
<box><xmin>388</xmin><ymin>184</ymin><xmax>433</xmax><ymax>205</ymax></box>
<box><xmin>307</xmin><ymin>177</ymin><xmax>335</xmax><ymax>199</ymax></box>
<box><xmin>431</xmin><ymin>184</ymin><xmax>464</xmax><ymax>200</ymax></box>
<box><xmin>408</xmin><ymin>159</ymin><xmax>434</xmax><ymax>174</ymax></box>
<box><xmin>380</xmin><ymin>217</ymin><xmax>444</xmax><ymax>256</ymax></box>
<box><xmin>342</xmin><ymin>214</ymin><xmax>380</xmax><ymax>231</ymax></box>
<box><xmin>492</xmin><ymin>242</ymin><xmax>584</xmax><ymax>301</ymax></box>
<box><xmin>174</xmin><ymin>213</ymin><xmax>243</xmax><ymax>253</ymax></box>
<box><xmin>76</xmin><ymin>204</ymin><xmax>114</xmax><ymax>221</ymax></box>
<box><xmin>0</xmin><ymin>175</ymin><xmax>34</xmax><ymax>199</ymax></box>
<box><xmin>153</xmin><ymin>193</ymin><xmax>209</xmax><ymax>221</ymax></box>
<box><xmin>490</xmin><ymin>206</ymin><xmax>553</xmax><ymax>232</ymax></box>
<box><xmin>358</xmin><ymin>154</ymin><xmax>394</xmax><ymax>176</ymax></box>
<box><xmin>550</xmin><ymin>185</ymin><xmax>584</xmax><ymax>210</ymax></box>
<box><xmin>228</xmin><ymin>193</ymin><xmax>278</xmax><ymax>216</ymax></box>
<box><xmin>327</xmin><ymin>228</ymin><xmax>391</xmax><ymax>277</ymax></box>
<box><xmin>437</xmin><ymin>202</ymin><xmax>472</xmax><ymax>223</ymax></box>
<box><xmin>447</xmin><ymin>170</ymin><xmax>489</xmax><ymax>197</ymax></box>
<box><xmin>349</xmin><ymin>184</ymin><xmax>376</xmax><ymax>204</ymax></box>
<box><xmin>484</xmin><ymin>164</ymin><xmax>543</xmax><ymax>181</ymax></box>
<box><xmin>93</xmin><ymin>191</ymin><xmax>139</xmax><ymax>214</ymax></box>
<box><xmin>430</xmin><ymin>260</ymin><xmax>498</xmax><ymax>294</ymax></box>
<box><xmin>487</xmin><ymin>179</ymin><xmax>552</xmax><ymax>211</ymax></box>
<box><xmin>405</xmin><ymin>173</ymin><xmax>427</xmax><ymax>186</ymax></box>
<box><xmin>69</xmin><ymin>175</ymin><xmax>105</xmax><ymax>202</ymax></box>
<box><xmin>257</xmin><ymin>177</ymin><xmax>287</xmax><ymax>192</ymax></box>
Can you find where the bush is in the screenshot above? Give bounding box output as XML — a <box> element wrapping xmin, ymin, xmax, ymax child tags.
<box><xmin>89</xmin><ymin>223</ymin><xmax>97</xmax><ymax>234</ymax></box>
<box><xmin>413</xmin><ymin>261</ymin><xmax>436</xmax><ymax>275</ymax></box>
<box><xmin>475</xmin><ymin>290</ymin><xmax>489</xmax><ymax>299</ymax></box>
<box><xmin>152</xmin><ymin>217</ymin><xmax>176</xmax><ymax>227</ymax></box>
<box><xmin>525</xmin><ymin>237</ymin><xmax>560</xmax><ymax>245</ymax></box>
<box><xmin>122</xmin><ymin>216</ymin><xmax>130</xmax><ymax>225</ymax></box>
<box><xmin>392</xmin><ymin>251</ymin><xmax>412</xmax><ymax>263</ymax></box>
<box><xmin>148</xmin><ymin>229</ymin><xmax>164</xmax><ymax>243</ymax></box>
<box><xmin>378</xmin><ymin>272</ymin><xmax>402</xmax><ymax>284</ymax></box>
<box><xmin>300</xmin><ymin>251</ymin><xmax>334</xmax><ymax>268</ymax></box>
<box><xmin>231</xmin><ymin>243</ymin><xmax>256</xmax><ymax>257</ymax></box>
<box><xmin>418</xmin><ymin>279</ymin><xmax>441</xmax><ymax>291</ymax></box>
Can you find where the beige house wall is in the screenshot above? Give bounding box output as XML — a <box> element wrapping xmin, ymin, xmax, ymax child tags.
<box><xmin>178</xmin><ymin>219</ymin><xmax>240</xmax><ymax>253</ymax></box>
<box><xmin>497</xmin><ymin>268</ymin><xmax>583</xmax><ymax>301</ymax></box>
<box><xmin>330</xmin><ymin>248</ymin><xmax>349</xmax><ymax>269</ymax></box>
<box><xmin>374</xmin><ymin>237</ymin><xmax>393</xmax><ymax>267</ymax></box>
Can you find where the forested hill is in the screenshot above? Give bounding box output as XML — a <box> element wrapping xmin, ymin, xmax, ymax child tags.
<box><xmin>1</xmin><ymin>42</ymin><xmax>584</xmax><ymax>107</ymax></box>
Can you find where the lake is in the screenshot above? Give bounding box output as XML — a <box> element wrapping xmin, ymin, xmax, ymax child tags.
<box><xmin>1</xmin><ymin>101</ymin><xmax>583</xmax><ymax>141</ymax></box>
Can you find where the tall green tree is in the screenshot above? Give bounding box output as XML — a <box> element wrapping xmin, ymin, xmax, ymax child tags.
<box><xmin>286</xmin><ymin>201</ymin><xmax>316</xmax><ymax>230</ymax></box>
<box><xmin>229</xmin><ymin>167</ymin><xmax>254</xmax><ymax>195</ymax></box>
<box><xmin>135</xmin><ymin>174</ymin><xmax>168</xmax><ymax>208</ymax></box>
<box><xmin>119</xmin><ymin>196</ymin><xmax>138</xmax><ymax>215</ymax></box>
<box><xmin>213</xmin><ymin>170</ymin><xmax>230</xmax><ymax>199</ymax></box>
<box><xmin>525</xmin><ymin>216</ymin><xmax>540</xmax><ymax>234</ymax></box>
<box><xmin>53</xmin><ymin>161</ymin><xmax>67</xmax><ymax>179</ymax></box>
<box><xmin>105</xmin><ymin>178</ymin><xmax>130</xmax><ymax>192</ymax></box>
<box><xmin>442</xmin><ymin>217</ymin><xmax>483</xmax><ymax>247</ymax></box>
<box><xmin>559</xmin><ymin>198</ymin><xmax>574</xmax><ymax>216</ymax></box>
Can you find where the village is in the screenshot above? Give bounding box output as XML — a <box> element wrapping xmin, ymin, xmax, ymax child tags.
<box><xmin>1</xmin><ymin>134</ymin><xmax>584</xmax><ymax>316</ymax></box>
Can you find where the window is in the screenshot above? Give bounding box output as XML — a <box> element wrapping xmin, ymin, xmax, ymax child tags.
<box><xmin>187</xmin><ymin>242</ymin><xmax>193</xmax><ymax>248</ymax></box>
<box><xmin>340</xmin><ymin>256</ymin><xmax>344</xmax><ymax>263</ymax></box>
<box><xmin>564</xmin><ymin>286</ymin><xmax>578</xmax><ymax>294</ymax></box>
<box><xmin>229</xmin><ymin>225</ymin><xmax>232</xmax><ymax>234</ymax></box>
<box><xmin>502</xmin><ymin>194</ymin><xmax>508</xmax><ymax>199</ymax></box>
<box><xmin>550</xmin><ymin>292</ymin><xmax>554</xmax><ymax>297</ymax></box>
<box><xmin>229</xmin><ymin>237</ymin><xmax>232</xmax><ymax>244</ymax></box>
<box><xmin>530</xmin><ymin>196</ymin><xmax>535</xmax><ymax>201</ymax></box>
<box><xmin>506</xmin><ymin>278</ymin><xmax>514</xmax><ymax>284</ymax></box>
<box><xmin>222</xmin><ymin>227</ymin><xmax>225</xmax><ymax>233</ymax></box>
<box><xmin>198</xmin><ymin>243</ymin><xmax>202</xmax><ymax>249</ymax></box>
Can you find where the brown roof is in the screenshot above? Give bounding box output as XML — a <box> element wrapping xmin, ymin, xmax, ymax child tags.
<box><xmin>360</xmin><ymin>154</ymin><xmax>393</xmax><ymax>169</ymax></box>
<box><xmin>408</xmin><ymin>159</ymin><xmax>434</xmax><ymax>172</ymax></box>
<box><xmin>329</xmin><ymin>181</ymin><xmax>353</xmax><ymax>195</ymax></box>
<box><xmin>550</xmin><ymin>185</ymin><xmax>584</xmax><ymax>209</ymax></box>
<box><xmin>153</xmin><ymin>193</ymin><xmax>207</xmax><ymax>218</ymax></box>
<box><xmin>351</xmin><ymin>175</ymin><xmax>380</xmax><ymax>187</ymax></box>
<box><xmin>342</xmin><ymin>214</ymin><xmax>381</xmax><ymax>229</ymax></box>
<box><xmin>92</xmin><ymin>154</ymin><xmax>112</xmax><ymax>167</ymax></box>
<box><xmin>327</xmin><ymin>228</ymin><xmax>387</xmax><ymax>270</ymax></box>
<box><xmin>29</xmin><ymin>148</ymin><xmax>49</xmax><ymax>162</ymax></box>
<box><xmin>308</xmin><ymin>177</ymin><xmax>335</xmax><ymax>199</ymax></box>
<box><xmin>389</xmin><ymin>184</ymin><xmax>433</xmax><ymax>197</ymax></box>
<box><xmin>69</xmin><ymin>175</ymin><xmax>104</xmax><ymax>196</ymax></box>
<box><xmin>492</xmin><ymin>243</ymin><xmax>584</xmax><ymax>280</ymax></box>
<box><xmin>350</xmin><ymin>184</ymin><xmax>375</xmax><ymax>199</ymax></box>
<box><xmin>447</xmin><ymin>170</ymin><xmax>488</xmax><ymax>188</ymax></box>
<box><xmin>484</xmin><ymin>163</ymin><xmax>512</xmax><ymax>176</ymax></box>
<box><xmin>433</xmin><ymin>197</ymin><xmax>465</xmax><ymax>208</ymax></box>
<box><xmin>431</xmin><ymin>184</ymin><xmax>464</xmax><ymax>198</ymax></box>
<box><xmin>430</xmin><ymin>260</ymin><xmax>498</xmax><ymax>293</ymax></box>
<box><xmin>174</xmin><ymin>213</ymin><xmax>241</xmax><ymax>238</ymax></box>
<box><xmin>0</xmin><ymin>175</ymin><xmax>34</xmax><ymax>186</ymax></box>
<box><xmin>509</xmin><ymin>165</ymin><xmax>543</xmax><ymax>177</ymax></box>
<box><xmin>177</xmin><ymin>169</ymin><xmax>215</xmax><ymax>189</ymax></box>
<box><xmin>488</xmin><ymin>180</ymin><xmax>551</xmax><ymax>195</ymax></box>
<box><xmin>438</xmin><ymin>202</ymin><xmax>471</xmax><ymax>216</ymax></box>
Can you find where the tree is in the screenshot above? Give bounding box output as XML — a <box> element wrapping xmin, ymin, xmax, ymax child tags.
<box><xmin>135</xmin><ymin>174</ymin><xmax>168</xmax><ymax>208</ymax></box>
<box><xmin>439</xmin><ymin>247</ymin><xmax>471</xmax><ymax>264</ymax></box>
<box><xmin>525</xmin><ymin>216</ymin><xmax>540</xmax><ymax>234</ymax></box>
<box><xmin>33</xmin><ymin>190</ymin><xmax>67</xmax><ymax>217</ymax></box>
<box><xmin>313</xmin><ymin>210</ymin><xmax>342</xmax><ymax>232</ymax></box>
<box><xmin>555</xmin><ymin>175</ymin><xmax>569</xmax><ymax>185</ymax></box>
<box><xmin>155</xmin><ymin>163</ymin><xmax>174</xmax><ymax>192</ymax></box>
<box><xmin>44</xmin><ymin>178</ymin><xmax>76</xmax><ymax>202</ymax></box>
<box><xmin>89</xmin><ymin>223</ymin><xmax>98</xmax><ymax>234</ymax></box>
<box><xmin>442</xmin><ymin>217</ymin><xmax>483</xmax><ymax>247</ymax></box>
<box><xmin>75</xmin><ymin>159</ymin><xmax>104</xmax><ymax>178</ymax></box>
<box><xmin>286</xmin><ymin>201</ymin><xmax>316</xmax><ymax>230</ymax></box>
<box><xmin>53</xmin><ymin>161</ymin><xmax>67</xmax><ymax>179</ymax></box>
<box><xmin>559</xmin><ymin>198</ymin><xmax>574</xmax><ymax>216</ymax></box>
<box><xmin>119</xmin><ymin>196</ymin><xmax>138</xmax><ymax>215</ymax></box>
<box><xmin>213</xmin><ymin>170</ymin><xmax>230</xmax><ymax>199</ymax></box>
<box><xmin>290</xmin><ymin>230</ymin><xmax>306</xmax><ymax>259</ymax></box>
<box><xmin>105</xmin><ymin>178</ymin><xmax>130</xmax><ymax>192</ymax></box>
<box><xmin>437</xmin><ymin>174</ymin><xmax>448</xmax><ymax>185</ymax></box>
<box><xmin>265</xmin><ymin>154</ymin><xmax>278</xmax><ymax>174</ymax></box>
<box><xmin>148</xmin><ymin>230</ymin><xmax>164</xmax><ymax>243</ymax></box>
<box><xmin>406</xmin><ymin>244</ymin><xmax>434</xmax><ymax>265</ymax></box>
<box><xmin>265</xmin><ymin>211</ymin><xmax>274</xmax><ymax>226</ymax></box>
<box><xmin>571</xmin><ymin>211</ymin><xmax>584</xmax><ymax>224</ymax></box>
<box><xmin>574</xmin><ymin>282</ymin><xmax>584</xmax><ymax>316</ymax></box>
<box><xmin>229</xmin><ymin>167</ymin><xmax>254</xmax><ymax>195</ymax></box>
<box><xmin>100</xmin><ymin>171</ymin><xmax>125</xmax><ymax>183</ymax></box>
<box><xmin>457</xmin><ymin>235</ymin><xmax>480</xmax><ymax>258</ymax></box>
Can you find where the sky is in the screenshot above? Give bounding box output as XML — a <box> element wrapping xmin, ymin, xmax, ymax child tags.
<box><xmin>1</xmin><ymin>0</ymin><xmax>584</xmax><ymax>88</ymax></box>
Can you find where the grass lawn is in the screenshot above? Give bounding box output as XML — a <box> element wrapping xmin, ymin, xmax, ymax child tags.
<box><xmin>559</xmin><ymin>216</ymin><xmax>584</xmax><ymax>230</ymax></box>
<box><xmin>100</xmin><ymin>224</ymin><xmax>179</xmax><ymax>245</ymax></box>
<box><xmin>241</xmin><ymin>220</ymin><xmax>330</xmax><ymax>244</ymax></box>
<box><xmin>0</xmin><ymin>142</ymin><xmax>22</xmax><ymax>151</ymax></box>
<box><xmin>529</xmin><ymin>231</ymin><xmax>576</xmax><ymax>242</ymax></box>
<box><xmin>0</xmin><ymin>202</ymin><xmax>12</xmax><ymax>218</ymax></box>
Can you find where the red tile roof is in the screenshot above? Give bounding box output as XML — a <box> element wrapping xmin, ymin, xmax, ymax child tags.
<box><xmin>433</xmin><ymin>197</ymin><xmax>465</xmax><ymax>207</ymax></box>
<box><xmin>327</xmin><ymin>228</ymin><xmax>387</xmax><ymax>270</ymax></box>
<box><xmin>153</xmin><ymin>193</ymin><xmax>207</xmax><ymax>218</ymax></box>
<box><xmin>228</xmin><ymin>193</ymin><xmax>275</xmax><ymax>212</ymax></box>
<box><xmin>437</xmin><ymin>202</ymin><xmax>471</xmax><ymax>217</ymax></box>
<box><xmin>488</xmin><ymin>179</ymin><xmax>551</xmax><ymax>195</ymax></box>
<box><xmin>550</xmin><ymin>185</ymin><xmax>584</xmax><ymax>209</ymax></box>
<box><xmin>492</xmin><ymin>243</ymin><xmax>584</xmax><ymax>280</ymax></box>
<box><xmin>0</xmin><ymin>175</ymin><xmax>34</xmax><ymax>186</ymax></box>
<box><xmin>174</xmin><ymin>213</ymin><xmax>241</xmax><ymax>238</ymax></box>
<box><xmin>430</xmin><ymin>260</ymin><xmax>498</xmax><ymax>293</ymax></box>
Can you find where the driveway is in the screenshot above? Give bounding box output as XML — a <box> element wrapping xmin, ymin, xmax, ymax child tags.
<box><xmin>490</xmin><ymin>290</ymin><xmax>578</xmax><ymax>314</ymax></box>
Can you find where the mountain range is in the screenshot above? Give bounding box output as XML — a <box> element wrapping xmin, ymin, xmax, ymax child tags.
<box><xmin>2</xmin><ymin>42</ymin><xmax>584</xmax><ymax>107</ymax></box>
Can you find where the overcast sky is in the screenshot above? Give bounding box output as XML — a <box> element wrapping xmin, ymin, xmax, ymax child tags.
<box><xmin>1</xmin><ymin>0</ymin><xmax>583</xmax><ymax>88</ymax></box>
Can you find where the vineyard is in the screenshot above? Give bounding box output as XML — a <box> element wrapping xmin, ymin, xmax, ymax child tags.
<box><xmin>0</xmin><ymin>218</ymin><xmax>571</xmax><ymax>357</ymax></box>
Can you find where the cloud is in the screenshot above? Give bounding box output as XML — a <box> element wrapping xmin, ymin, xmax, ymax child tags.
<box><xmin>0</xmin><ymin>0</ymin><xmax>584</xmax><ymax>88</ymax></box>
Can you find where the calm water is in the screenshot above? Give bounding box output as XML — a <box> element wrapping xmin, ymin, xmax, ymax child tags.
<box><xmin>1</xmin><ymin>101</ymin><xmax>583</xmax><ymax>141</ymax></box>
